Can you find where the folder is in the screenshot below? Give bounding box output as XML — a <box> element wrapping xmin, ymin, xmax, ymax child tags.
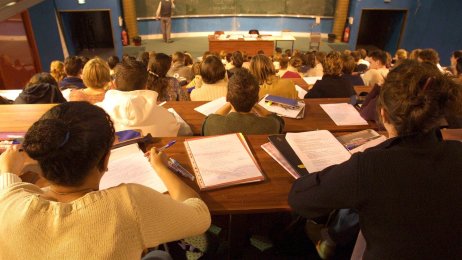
<box><xmin>267</xmin><ymin>134</ymin><xmax>309</xmax><ymax>176</ymax></box>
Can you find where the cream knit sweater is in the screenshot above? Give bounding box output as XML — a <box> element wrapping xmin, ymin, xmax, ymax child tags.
<box><xmin>0</xmin><ymin>173</ymin><xmax>211</xmax><ymax>260</ymax></box>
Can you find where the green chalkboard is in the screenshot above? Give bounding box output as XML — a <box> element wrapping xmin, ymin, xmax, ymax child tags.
<box><xmin>135</xmin><ymin>0</ymin><xmax>337</xmax><ymax>18</ymax></box>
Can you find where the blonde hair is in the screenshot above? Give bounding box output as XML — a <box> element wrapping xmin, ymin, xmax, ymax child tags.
<box><xmin>50</xmin><ymin>60</ymin><xmax>66</xmax><ymax>82</ymax></box>
<box><xmin>322</xmin><ymin>52</ymin><xmax>343</xmax><ymax>76</ymax></box>
<box><xmin>82</xmin><ymin>58</ymin><xmax>111</xmax><ymax>89</ymax></box>
<box><xmin>249</xmin><ymin>54</ymin><xmax>276</xmax><ymax>85</ymax></box>
<box><xmin>395</xmin><ymin>49</ymin><xmax>408</xmax><ymax>61</ymax></box>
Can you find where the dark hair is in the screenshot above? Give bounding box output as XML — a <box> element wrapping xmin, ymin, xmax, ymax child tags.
<box><xmin>275</xmin><ymin>47</ymin><xmax>282</xmax><ymax>54</ymax></box>
<box><xmin>147</xmin><ymin>53</ymin><xmax>173</xmax><ymax>98</ymax></box>
<box><xmin>231</xmin><ymin>51</ymin><xmax>244</xmax><ymax>68</ymax></box>
<box><xmin>200</xmin><ymin>55</ymin><xmax>226</xmax><ymax>84</ymax></box>
<box><xmin>26</xmin><ymin>72</ymin><xmax>57</xmax><ymax>88</ymax></box>
<box><xmin>79</xmin><ymin>56</ymin><xmax>90</xmax><ymax>66</ymax></box>
<box><xmin>227</xmin><ymin>69</ymin><xmax>260</xmax><ymax>112</ymax></box>
<box><xmin>350</xmin><ymin>51</ymin><xmax>361</xmax><ymax>62</ymax></box>
<box><xmin>172</xmin><ymin>51</ymin><xmax>185</xmax><ymax>64</ymax></box>
<box><xmin>107</xmin><ymin>56</ymin><xmax>120</xmax><ymax>70</ymax></box>
<box><xmin>137</xmin><ymin>52</ymin><xmax>150</xmax><ymax>67</ymax></box>
<box><xmin>452</xmin><ymin>50</ymin><xmax>462</xmax><ymax>60</ymax></box>
<box><xmin>114</xmin><ymin>59</ymin><xmax>148</xmax><ymax>91</ymax></box>
<box><xmin>64</xmin><ymin>56</ymin><xmax>83</xmax><ymax>77</ymax></box>
<box><xmin>184</xmin><ymin>52</ymin><xmax>193</xmax><ymax>66</ymax></box>
<box><xmin>23</xmin><ymin>102</ymin><xmax>115</xmax><ymax>186</ymax></box>
<box><xmin>456</xmin><ymin>58</ymin><xmax>462</xmax><ymax>76</ymax></box>
<box><xmin>341</xmin><ymin>55</ymin><xmax>356</xmax><ymax>74</ymax></box>
<box><xmin>358</xmin><ymin>48</ymin><xmax>367</xmax><ymax>59</ymax></box>
<box><xmin>368</xmin><ymin>50</ymin><xmax>387</xmax><ymax>66</ymax></box>
<box><xmin>378</xmin><ymin>60</ymin><xmax>462</xmax><ymax>135</ymax></box>
<box><xmin>279</xmin><ymin>54</ymin><xmax>290</xmax><ymax>69</ymax></box>
<box><xmin>289</xmin><ymin>56</ymin><xmax>303</xmax><ymax>70</ymax></box>
<box><xmin>418</xmin><ymin>49</ymin><xmax>440</xmax><ymax>65</ymax></box>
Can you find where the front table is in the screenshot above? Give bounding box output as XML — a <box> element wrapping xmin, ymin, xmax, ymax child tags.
<box><xmin>208</xmin><ymin>35</ymin><xmax>274</xmax><ymax>56</ymax></box>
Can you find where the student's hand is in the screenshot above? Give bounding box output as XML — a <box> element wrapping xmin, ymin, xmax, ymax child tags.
<box><xmin>149</xmin><ymin>147</ymin><xmax>169</xmax><ymax>169</ymax></box>
<box><xmin>0</xmin><ymin>145</ymin><xmax>26</xmax><ymax>176</ymax></box>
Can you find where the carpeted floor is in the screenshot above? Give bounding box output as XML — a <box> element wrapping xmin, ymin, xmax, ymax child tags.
<box><xmin>122</xmin><ymin>36</ymin><xmax>350</xmax><ymax>60</ymax></box>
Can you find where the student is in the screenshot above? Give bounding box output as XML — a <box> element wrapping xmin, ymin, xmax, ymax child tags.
<box><xmin>59</xmin><ymin>56</ymin><xmax>85</xmax><ymax>90</ymax></box>
<box><xmin>304</xmin><ymin>52</ymin><xmax>325</xmax><ymax>77</ymax></box>
<box><xmin>289</xmin><ymin>60</ymin><xmax>462</xmax><ymax>259</ymax></box>
<box><xmin>202</xmin><ymin>69</ymin><xmax>284</xmax><ymax>136</ymax></box>
<box><xmin>227</xmin><ymin>51</ymin><xmax>244</xmax><ymax>78</ymax></box>
<box><xmin>418</xmin><ymin>48</ymin><xmax>445</xmax><ymax>73</ymax></box>
<box><xmin>305</xmin><ymin>52</ymin><xmax>355</xmax><ymax>99</ymax></box>
<box><xmin>107</xmin><ymin>55</ymin><xmax>120</xmax><ymax>77</ymax></box>
<box><xmin>69</xmin><ymin>57</ymin><xmax>111</xmax><ymax>104</ymax></box>
<box><xmin>249</xmin><ymin>54</ymin><xmax>297</xmax><ymax>99</ymax></box>
<box><xmin>281</xmin><ymin>56</ymin><xmax>303</xmax><ymax>79</ymax></box>
<box><xmin>96</xmin><ymin>59</ymin><xmax>180</xmax><ymax>137</ymax></box>
<box><xmin>190</xmin><ymin>55</ymin><xmax>228</xmax><ymax>101</ymax></box>
<box><xmin>361</xmin><ymin>50</ymin><xmax>389</xmax><ymax>87</ymax></box>
<box><xmin>393</xmin><ymin>49</ymin><xmax>408</xmax><ymax>67</ymax></box>
<box><xmin>167</xmin><ymin>51</ymin><xmax>194</xmax><ymax>82</ymax></box>
<box><xmin>0</xmin><ymin>102</ymin><xmax>211</xmax><ymax>259</ymax></box>
<box><xmin>147</xmin><ymin>53</ymin><xmax>189</xmax><ymax>101</ymax></box>
<box><xmin>341</xmin><ymin>54</ymin><xmax>365</xmax><ymax>86</ymax></box>
<box><xmin>14</xmin><ymin>72</ymin><xmax>66</xmax><ymax>104</ymax></box>
<box><xmin>50</xmin><ymin>60</ymin><xmax>66</xmax><ymax>83</ymax></box>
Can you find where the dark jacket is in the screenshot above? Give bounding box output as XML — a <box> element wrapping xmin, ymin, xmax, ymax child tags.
<box><xmin>14</xmin><ymin>83</ymin><xmax>66</xmax><ymax>104</ymax></box>
<box><xmin>342</xmin><ymin>74</ymin><xmax>365</xmax><ymax>86</ymax></box>
<box><xmin>59</xmin><ymin>77</ymin><xmax>85</xmax><ymax>90</ymax></box>
<box><xmin>359</xmin><ymin>84</ymin><xmax>380</xmax><ymax>121</ymax></box>
<box><xmin>289</xmin><ymin>129</ymin><xmax>462</xmax><ymax>259</ymax></box>
<box><xmin>305</xmin><ymin>75</ymin><xmax>355</xmax><ymax>98</ymax></box>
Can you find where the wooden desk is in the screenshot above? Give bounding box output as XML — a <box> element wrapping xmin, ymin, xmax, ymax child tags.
<box><xmin>0</xmin><ymin>104</ymin><xmax>56</xmax><ymax>132</ymax></box>
<box><xmin>164</xmin><ymin>99</ymin><xmax>377</xmax><ymax>135</ymax></box>
<box><xmin>208</xmin><ymin>35</ymin><xmax>274</xmax><ymax>56</ymax></box>
<box><xmin>290</xmin><ymin>78</ymin><xmax>372</xmax><ymax>96</ymax></box>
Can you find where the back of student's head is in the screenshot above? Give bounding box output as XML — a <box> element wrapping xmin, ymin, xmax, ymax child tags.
<box><xmin>184</xmin><ymin>52</ymin><xmax>193</xmax><ymax>66</ymax></box>
<box><xmin>50</xmin><ymin>60</ymin><xmax>66</xmax><ymax>82</ymax></box>
<box><xmin>315</xmin><ymin>51</ymin><xmax>327</xmax><ymax>64</ymax></box>
<box><xmin>200</xmin><ymin>55</ymin><xmax>226</xmax><ymax>84</ymax></box>
<box><xmin>322</xmin><ymin>52</ymin><xmax>343</xmax><ymax>76</ymax></box>
<box><xmin>172</xmin><ymin>51</ymin><xmax>185</xmax><ymax>64</ymax></box>
<box><xmin>341</xmin><ymin>55</ymin><xmax>356</xmax><ymax>75</ymax></box>
<box><xmin>107</xmin><ymin>55</ymin><xmax>120</xmax><ymax>70</ymax></box>
<box><xmin>395</xmin><ymin>49</ymin><xmax>408</xmax><ymax>61</ymax></box>
<box><xmin>137</xmin><ymin>52</ymin><xmax>150</xmax><ymax>67</ymax></box>
<box><xmin>368</xmin><ymin>50</ymin><xmax>387</xmax><ymax>66</ymax></box>
<box><xmin>358</xmin><ymin>48</ymin><xmax>367</xmax><ymax>59</ymax></box>
<box><xmin>227</xmin><ymin>69</ymin><xmax>259</xmax><ymax>112</ymax></box>
<box><xmin>409</xmin><ymin>48</ymin><xmax>422</xmax><ymax>60</ymax></box>
<box><xmin>82</xmin><ymin>58</ymin><xmax>111</xmax><ymax>89</ymax></box>
<box><xmin>249</xmin><ymin>54</ymin><xmax>276</xmax><ymax>84</ymax></box>
<box><xmin>350</xmin><ymin>51</ymin><xmax>361</xmax><ymax>62</ymax></box>
<box><xmin>147</xmin><ymin>53</ymin><xmax>172</xmax><ymax>96</ymax></box>
<box><xmin>64</xmin><ymin>56</ymin><xmax>83</xmax><ymax>77</ymax></box>
<box><xmin>456</xmin><ymin>58</ymin><xmax>462</xmax><ymax>76</ymax></box>
<box><xmin>114</xmin><ymin>59</ymin><xmax>148</xmax><ymax>91</ymax></box>
<box><xmin>231</xmin><ymin>51</ymin><xmax>244</xmax><ymax>68</ymax></box>
<box><xmin>26</xmin><ymin>72</ymin><xmax>57</xmax><ymax>88</ymax></box>
<box><xmin>23</xmin><ymin>102</ymin><xmax>115</xmax><ymax>186</ymax></box>
<box><xmin>418</xmin><ymin>49</ymin><xmax>440</xmax><ymax>65</ymax></box>
<box><xmin>289</xmin><ymin>56</ymin><xmax>303</xmax><ymax>70</ymax></box>
<box><xmin>379</xmin><ymin>60</ymin><xmax>462</xmax><ymax>135</ymax></box>
<box><xmin>279</xmin><ymin>54</ymin><xmax>290</xmax><ymax>70</ymax></box>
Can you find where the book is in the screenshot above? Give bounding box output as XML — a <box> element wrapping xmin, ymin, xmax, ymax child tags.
<box><xmin>258</xmin><ymin>94</ymin><xmax>305</xmax><ymax>119</ymax></box>
<box><xmin>336</xmin><ymin>129</ymin><xmax>382</xmax><ymax>151</ymax></box>
<box><xmin>100</xmin><ymin>143</ymin><xmax>168</xmax><ymax>193</ymax></box>
<box><xmin>184</xmin><ymin>133</ymin><xmax>264</xmax><ymax>190</ymax></box>
<box><xmin>264</xmin><ymin>95</ymin><xmax>298</xmax><ymax>108</ymax></box>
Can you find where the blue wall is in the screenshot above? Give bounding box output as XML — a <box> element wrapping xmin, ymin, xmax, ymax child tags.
<box><xmin>348</xmin><ymin>0</ymin><xmax>462</xmax><ymax>66</ymax></box>
<box><xmin>138</xmin><ymin>16</ymin><xmax>334</xmax><ymax>35</ymax></box>
<box><xmin>28</xmin><ymin>0</ymin><xmax>64</xmax><ymax>71</ymax></box>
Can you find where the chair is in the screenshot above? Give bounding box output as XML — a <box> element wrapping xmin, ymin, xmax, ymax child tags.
<box><xmin>309</xmin><ymin>32</ymin><xmax>321</xmax><ymax>51</ymax></box>
<box><xmin>248</xmin><ymin>29</ymin><xmax>260</xmax><ymax>35</ymax></box>
<box><xmin>214</xmin><ymin>30</ymin><xmax>224</xmax><ymax>36</ymax></box>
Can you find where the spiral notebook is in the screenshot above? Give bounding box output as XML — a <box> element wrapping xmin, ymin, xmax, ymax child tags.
<box><xmin>184</xmin><ymin>133</ymin><xmax>264</xmax><ymax>190</ymax></box>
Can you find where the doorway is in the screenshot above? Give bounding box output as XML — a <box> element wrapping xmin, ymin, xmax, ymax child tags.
<box><xmin>356</xmin><ymin>9</ymin><xmax>407</xmax><ymax>54</ymax></box>
<box><xmin>59</xmin><ymin>10</ymin><xmax>115</xmax><ymax>59</ymax></box>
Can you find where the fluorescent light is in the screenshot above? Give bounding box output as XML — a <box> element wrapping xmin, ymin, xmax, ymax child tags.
<box><xmin>5</xmin><ymin>1</ymin><xmax>17</xmax><ymax>7</ymax></box>
<box><xmin>78</xmin><ymin>0</ymin><xmax>86</xmax><ymax>4</ymax></box>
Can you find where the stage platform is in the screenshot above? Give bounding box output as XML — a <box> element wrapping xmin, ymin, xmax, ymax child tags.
<box><xmin>123</xmin><ymin>36</ymin><xmax>350</xmax><ymax>61</ymax></box>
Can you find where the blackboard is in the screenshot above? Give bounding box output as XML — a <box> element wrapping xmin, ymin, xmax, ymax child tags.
<box><xmin>135</xmin><ymin>0</ymin><xmax>337</xmax><ymax>19</ymax></box>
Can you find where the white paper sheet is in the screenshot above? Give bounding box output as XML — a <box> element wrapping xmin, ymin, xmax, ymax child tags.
<box><xmin>285</xmin><ymin>130</ymin><xmax>351</xmax><ymax>173</ymax></box>
<box><xmin>320</xmin><ymin>103</ymin><xmax>368</xmax><ymax>126</ymax></box>
<box><xmin>100</xmin><ymin>144</ymin><xmax>167</xmax><ymax>193</ymax></box>
<box><xmin>295</xmin><ymin>85</ymin><xmax>308</xmax><ymax>99</ymax></box>
<box><xmin>303</xmin><ymin>76</ymin><xmax>322</xmax><ymax>85</ymax></box>
<box><xmin>193</xmin><ymin>97</ymin><xmax>227</xmax><ymax>116</ymax></box>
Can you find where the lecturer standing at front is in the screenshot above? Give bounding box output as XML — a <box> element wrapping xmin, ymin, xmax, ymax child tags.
<box><xmin>156</xmin><ymin>0</ymin><xmax>175</xmax><ymax>43</ymax></box>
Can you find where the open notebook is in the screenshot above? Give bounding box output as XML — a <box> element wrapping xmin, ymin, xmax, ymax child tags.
<box><xmin>184</xmin><ymin>133</ymin><xmax>264</xmax><ymax>190</ymax></box>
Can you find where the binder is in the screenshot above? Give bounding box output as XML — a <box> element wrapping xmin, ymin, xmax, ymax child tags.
<box><xmin>184</xmin><ymin>133</ymin><xmax>264</xmax><ymax>190</ymax></box>
<box><xmin>268</xmin><ymin>134</ymin><xmax>309</xmax><ymax>176</ymax></box>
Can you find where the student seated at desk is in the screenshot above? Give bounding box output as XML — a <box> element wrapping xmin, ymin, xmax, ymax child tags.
<box><xmin>202</xmin><ymin>69</ymin><xmax>284</xmax><ymax>136</ymax></box>
<box><xmin>96</xmin><ymin>59</ymin><xmax>180</xmax><ymax>137</ymax></box>
<box><xmin>190</xmin><ymin>55</ymin><xmax>228</xmax><ymax>101</ymax></box>
<box><xmin>289</xmin><ymin>60</ymin><xmax>462</xmax><ymax>259</ymax></box>
<box><xmin>249</xmin><ymin>54</ymin><xmax>297</xmax><ymax>99</ymax></box>
<box><xmin>59</xmin><ymin>56</ymin><xmax>85</xmax><ymax>90</ymax></box>
<box><xmin>14</xmin><ymin>72</ymin><xmax>66</xmax><ymax>104</ymax></box>
<box><xmin>69</xmin><ymin>57</ymin><xmax>111</xmax><ymax>104</ymax></box>
<box><xmin>304</xmin><ymin>52</ymin><xmax>355</xmax><ymax>99</ymax></box>
<box><xmin>0</xmin><ymin>102</ymin><xmax>211</xmax><ymax>259</ymax></box>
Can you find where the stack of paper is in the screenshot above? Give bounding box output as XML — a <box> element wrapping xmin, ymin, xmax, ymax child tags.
<box><xmin>258</xmin><ymin>95</ymin><xmax>305</xmax><ymax>119</ymax></box>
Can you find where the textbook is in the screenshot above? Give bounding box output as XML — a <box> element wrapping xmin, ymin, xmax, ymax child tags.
<box><xmin>184</xmin><ymin>133</ymin><xmax>264</xmax><ymax>190</ymax></box>
<box><xmin>258</xmin><ymin>94</ymin><xmax>305</xmax><ymax>119</ymax></box>
<box><xmin>264</xmin><ymin>130</ymin><xmax>386</xmax><ymax>177</ymax></box>
<box><xmin>100</xmin><ymin>143</ymin><xmax>168</xmax><ymax>193</ymax></box>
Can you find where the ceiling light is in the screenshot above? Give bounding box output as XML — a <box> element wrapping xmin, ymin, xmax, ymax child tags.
<box><xmin>5</xmin><ymin>1</ymin><xmax>17</xmax><ymax>7</ymax></box>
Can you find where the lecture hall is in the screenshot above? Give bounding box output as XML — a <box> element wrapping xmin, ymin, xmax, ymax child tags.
<box><xmin>1</xmin><ymin>0</ymin><xmax>462</xmax><ymax>259</ymax></box>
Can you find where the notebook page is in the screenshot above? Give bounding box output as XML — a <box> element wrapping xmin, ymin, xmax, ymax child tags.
<box><xmin>295</xmin><ymin>85</ymin><xmax>308</xmax><ymax>99</ymax></box>
<box><xmin>186</xmin><ymin>134</ymin><xmax>262</xmax><ymax>188</ymax></box>
<box><xmin>194</xmin><ymin>97</ymin><xmax>227</xmax><ymax>116</ymax></box>
<box><xmin>303</xmin><ymin>76</ymin><xmax>322</xmax><ymax>85</ymax></box>
<box><xmin>320</xmin><ymin>103</ymin><xmax>368</xmax><ymax>126</ymax></box>
<box><xmin>100</xmin><ymin>144</ymin><xmax>168</xmax><ymax>193</ymax></box>
<box><xmin>285</xmin><ymin>130</ymin><xmax>351</xmax><ymax>173</ymax></box>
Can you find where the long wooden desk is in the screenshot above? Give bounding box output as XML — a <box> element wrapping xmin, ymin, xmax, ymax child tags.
<box><xmin>208</xmin><ymin>35</ymin><xmax>274</xmax><ymax>56</ymax></box>
<box><xmin>164</xmin><ymin>98</ymin><xmax>377</xmax><ymax>135</ymax></box>
<box><xmin>0</xmin><ymin>104</ymin><xmax>56</xmax><ymax>132</ymax></box>
<box><xmin>290</xmin><ymin>78</ymin><xmax>372</xmax><ymax>96</ymax></box>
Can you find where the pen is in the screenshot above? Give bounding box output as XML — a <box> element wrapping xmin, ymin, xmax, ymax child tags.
<box><xmin>168</xmin><ymin>158</ymin><xmax>195</xmax><ymax>181</ymax></box>
<box><xmin>158</xmin><ymin>140</ymin><xmax>176</xmax><ymax>152</ymax></box>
